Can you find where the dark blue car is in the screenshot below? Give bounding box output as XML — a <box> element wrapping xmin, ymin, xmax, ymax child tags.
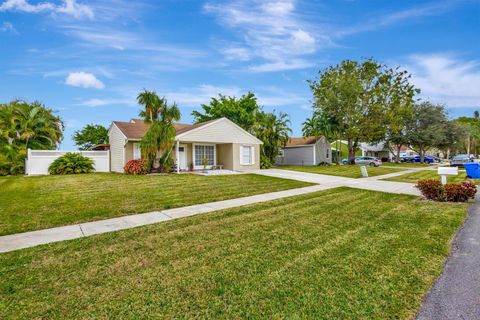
<box><xmin>404</xmin><ymin>156</ymin><xmax>435</xmax><ymax>164</ymax></box>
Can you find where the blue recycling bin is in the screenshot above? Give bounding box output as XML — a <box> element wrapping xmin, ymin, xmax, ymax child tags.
<box><xmin>464</xmin><ymin>162</ymin><xmax>480</xmax><ymax>179</ymax></box>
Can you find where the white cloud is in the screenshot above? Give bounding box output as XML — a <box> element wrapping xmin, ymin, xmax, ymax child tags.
<box><xmin>0</xmin><ymin>21</ymin><xmax>16</xmax><ymax>32</ymax></box>
<box><xmin>249</xmin><ymin>59</ymin><xmax>314</xmax><ymax>72</ymax></box>
<box><xmin>164</xmin><ymin>84</ymin><xmax>307</xmax><ymax>108</ymax></box>
<box><xmin>204</xmin><ymin>0</ymin><xmax>325</xmax><ymax>72</ymax></box>
<box><xmin>0</xmin><ymin>0</ymin><xmax>93</xmax><ymax>19</ymax></box>
<box><xmin>65</xmin><ymin>72</ymin><xmax>105</xmax><ymax>89</ymax></box>
<box><xmin>78</xmin><ymin>98</ymin><xmax>132</xmax><ymax>107</ymax></box>
<box><xmin>406</xmin><ymin>54</ymin><xmax>480</xmax><ymax>108</ymax></box>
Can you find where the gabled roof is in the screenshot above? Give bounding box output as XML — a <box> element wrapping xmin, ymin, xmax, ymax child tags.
<box><xmin>284</xmin><ymin>136</ymin><xmax>320</xmax><ymax>147</ymax></box>
<box><xmin>111</xmin><ymin>119</ymin><xmax>216</xmax><ymax>141</ymax></box>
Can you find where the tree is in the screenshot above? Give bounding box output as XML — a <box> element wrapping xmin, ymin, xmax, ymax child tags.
<box><xmin>137</xmin><ymin>90</ymin><xmax>180</xmax><ymax>172</ymax></box>
<box><xmin>309</xmin><ymin>59</ymin><xmax>393</xmax><ymax>164</ymax></box>
<box><xmin>456</xmin><ymin>115</ymin><xmax>480</xmax><ymax>156</ymax></box>
<box><xmin>73</xmin><ymin>124</ymin><xmax>108</xmax><ymax>150</ymax></box>
<box><xmin>0</xmin><ymin>100</ymin><xmax>63</xmax><ymax>175</ymax></box>
<box><xmin>406</xmin><ymin>102</ymin><xmax>450</xmax><ymax>163</ymax></box>
<box><xmin>254</xmin><ymin>111</ymin><xmax>291</xmax><ymax>168</ymax></box>
<box><xmin>192</xmin><ymin>93</ymin><xmax>259</xmax><ymax>133</ymax></box>
<box><xmin>192</xmin><ymin>93</ymin><xmax>291</xmax><ymax>168</ymax></box>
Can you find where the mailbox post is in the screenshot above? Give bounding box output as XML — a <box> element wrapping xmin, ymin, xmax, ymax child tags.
<box><xmin>360</xmin><ymin>165</ymin><xmax>368</xmax><ymax>177</ymax></box>
<box><xmin>438</xmin><ymin>166</ymin><xmax>458</xmax><ymax>185</ymax></box>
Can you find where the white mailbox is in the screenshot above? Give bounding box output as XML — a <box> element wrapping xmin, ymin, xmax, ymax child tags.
<box><xmin>438</xmin><ymin>166</ymin><xmax>458</xmax><ymax>185</ymax></box>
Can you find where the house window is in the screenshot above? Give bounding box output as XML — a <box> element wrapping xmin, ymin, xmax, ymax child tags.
<box><xmin>326</xmin><ymin>148</ymin><xmax>329</xmax><ymax>159</ymax></box>
<box><xmin>133</xmin><ymin>143</ymin><xmax>141</xmax><ymax>160</ymax></box>
<box><xmin>279</xmin><ymin>149</ymin><xmax>285</xmax><ymax>157</ymax></box>
<box><xmin>194</xmin><ymin>145</ymin><xmax>214</xmax><ymax>166</ymax></box>
<box><xmin>241</xmin><ymin>146</ymin><xmax>253</xmax><ymax>165</ymax></box>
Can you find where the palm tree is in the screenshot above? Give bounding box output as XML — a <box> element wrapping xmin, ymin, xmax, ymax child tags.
<box><xmin>137</xmin><ymin>91</ymin><xmax>181</xmax><ymax>172</ymax></box>
<box><xmin>254</xmin><ymin>111</ymin><xmax>291</xmax><ymax>168</ymax></box>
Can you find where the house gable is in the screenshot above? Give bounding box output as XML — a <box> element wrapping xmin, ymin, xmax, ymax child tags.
<box><xmin>176</xmin><ymin>118</ymin><xmax>262</xmax><ymax>144</ymax></box>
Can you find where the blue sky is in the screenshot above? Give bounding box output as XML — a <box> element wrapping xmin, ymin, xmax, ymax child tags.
<box><xmin>1</xmin><ymin>0</ymin><xmax>479</xmax><ymax>149</ymax></box>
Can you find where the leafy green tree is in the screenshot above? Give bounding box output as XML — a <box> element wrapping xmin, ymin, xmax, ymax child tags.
<box><xmin>192</xmin><ymin>92</ymin><xmax>291</xmax><ymax>168</ymax></box>
<box><xmin>406</xmin><ymin>102</ymin><xmax>450</xmax><ymax>162</ymax></box>
<box><xmin>137</xmin><ymin>90</ymin><xmax>180</xmax><ymax>172</ymax></box>
<box><xmin>0</xmin><ymin>100</ymin><xmax>63</xmax><ymax>175</ymax></box>
<box><xmin>455</xmin><ymin>115</ymin><xmax>480</xmax><ymax>156</ymax></box>
<box><xmin>73</xmin><ymin>124</ymin><xmax>108</xmax><ymax>150</ymax></box>
<box><xmin>192</xmin><ymin>93</ymin><xmax>259</xmax><ymax>132</ymax></box>
<box><xmin>309</xmin><ymin>59</ymin><xmax>392</xmax><ymax>164</ymax></box>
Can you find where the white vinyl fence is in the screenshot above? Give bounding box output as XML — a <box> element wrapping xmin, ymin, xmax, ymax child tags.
<box><xmin>25</xmin><ymin>149</ymin><xmax>110</xmax><ymax>175</ymax></box>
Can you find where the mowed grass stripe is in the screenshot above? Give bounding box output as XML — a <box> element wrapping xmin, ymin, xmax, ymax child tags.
<box><xmin>0</xmin><ymin>188</ymin><xmax>467</xmax><ymax>319</ymax></box>
<box><xmin>384</xmin><ymin>169</ymin><xmax>476</xmax><ymax>184</ymax></box>
<box><xmin>0</xmin><ymin>173</ymin><xmax>310</xmax><ymax>235</ymax></box>
<box><xmin>277</xmin><ymin>165</ymin><xmax>405</xmax><ymax>178</ymax></box>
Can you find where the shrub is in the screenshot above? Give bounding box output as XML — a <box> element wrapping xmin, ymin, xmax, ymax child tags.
<box><xmin>317</xmin><ymin>161</ymin><xmax>331</xmax><ymax>166</ymax></box>
<box><xmin>260</xmin><ymin>154</ymin><xmax>272</xmax><ymax>169</ymax></box>
<box><xmin>416</xmin><ymin>179</ymin><xmax>444</xmax><ymax>201</ymax></box>
<box><xmin>445</xmin><ymin>180</ymin><xmax>477</xmax><ymax>202</ymax></box>
<box><xmin>48</xmin><ymin>152</ymin><xmax>94</xmax><ymax>175</ymax></box>
<box><xmin>416</xmin><ymin>178</ymin><xmax>477</xmax><ymax>202</ymax></box>
<box><xmin>124</xmin><ymin>159</ymin><xmax>148</xmax><ymax>175</ymax></box>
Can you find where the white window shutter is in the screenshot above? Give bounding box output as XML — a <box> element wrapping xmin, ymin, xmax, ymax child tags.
<box><xmin>239</xmin><ymin>145</ymin><xmax>244</xmax><ymax>165</ymax></box>
<box><xmin>251</xmin><ymin>146</ymin><xmax>255</xmax><ymax>165</ymax></box>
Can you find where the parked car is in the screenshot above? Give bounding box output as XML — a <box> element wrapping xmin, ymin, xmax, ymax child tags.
<box><xmin>354</xmin><ymin>156</ymin><xmax>382</xmax><ymax>167</ymax></box>
<box><xmin>402</xmin><ymin>155</ymin><xmax>435</xmax><ymax>164</ymax></box>
<box><xmin>450</xmin><ymin>154</ymin><xmax>473</xmax><ymax>167</ymax></box>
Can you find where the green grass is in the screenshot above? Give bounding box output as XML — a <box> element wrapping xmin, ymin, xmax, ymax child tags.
<box><xmin>381</xmin><ymin>162</ymin><xmax>437</xmax><ymax>168</ymax></box>
<box><xmin>278</xmin><ymin>164</ymin><xmax>405</xmax><ymax>178</ymax></box>
<box><xmin>0</xmin><ymin>173</ymin><xmax>310</xmax><ymax>236</ymax></box>
<box><xmin>384</xmin><ymin>169</ymin><xmax>477</xmax><ymax>184</ymax></box>
<box><xmin>0</xmin><ymin>188</ymin><xmax>467</xmax><ymax>319</ymax></box>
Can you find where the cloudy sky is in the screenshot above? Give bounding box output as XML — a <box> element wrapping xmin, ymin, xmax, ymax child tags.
<box><xmin>1</xmin><ymin>0</ymin><xmax>479</xmax><ymax>149</ymax></box>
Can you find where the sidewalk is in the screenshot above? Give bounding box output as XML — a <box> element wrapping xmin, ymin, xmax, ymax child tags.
<box><xmin>416</xmin><ymin>197</ymin><xmax>480</xmax><ymax>319</ymax></box>
<box><xmin>0</xmin><ymin>184</ymin><xmax>331</xmax><ymax>253</ymax></box>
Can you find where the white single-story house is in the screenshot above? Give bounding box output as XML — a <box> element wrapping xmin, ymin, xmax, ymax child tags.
<box><xmin>275</xmin><ymin>136</ymin><xmax>332</xmax><ymax>166</ymax></box>
<box><xmin>359</xmin><ymin>142</ymin><xmax>392</xmax><ymax>161</ymax></box>
<box><xmin>108</xmin><ymin>117</ymin><xmax>262</xmax><ymax>173</ymax></box>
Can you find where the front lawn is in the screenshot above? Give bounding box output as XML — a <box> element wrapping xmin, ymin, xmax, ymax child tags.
<box><xmin>0</xmin><ymin>173</ymin><xmax>310</xmax><ymax>236</ymax></box>
<box><xmin>381</xmin><ymin>162</ymin><xmax>437</xmax><ymax>168</ymax></box>
<box><xmin>278</xmin><ymin>164</ymin><xmax>404</xmax><ymax>178</ymax></box>
<box><xmin>0</xmin><ymin>188</ymin><xmax>467</xmax><ymax>319</ymax></box>
<box><xmin>384</xmin><ymin>170</ymin><xmax>477</xmax><ymax>184</ymax></box>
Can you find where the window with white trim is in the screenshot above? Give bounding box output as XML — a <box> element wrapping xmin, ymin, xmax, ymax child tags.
<box><xmin>133</xmin><ymin>143</ymin><xmax>141</xmax><ymax>160</ymax></box>
<box><xmin>195</xmin><ymin>145</ymin><xmax>214</xmax><ymax>166</ymax></box>
<box><xmin>240</xmin><ymin>146</ymin><xmax>253</xmax><ymax>165</ymax></box>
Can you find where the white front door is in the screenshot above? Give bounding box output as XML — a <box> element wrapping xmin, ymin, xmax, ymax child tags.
<box><xmin>178</xmin><ymin>144</ymin><xmax>187</xmax><ymax>170</ymax></box>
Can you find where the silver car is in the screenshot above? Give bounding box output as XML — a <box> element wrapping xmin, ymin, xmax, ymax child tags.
<box><xmin>354</xmin><ymin>156</ymin><xmax>382</xmax><ymax>167</ymax></box>
<box><xmin>450</xmin><ymin>154</ymin><xmax>473</xmax><ymax>167</ymax></box>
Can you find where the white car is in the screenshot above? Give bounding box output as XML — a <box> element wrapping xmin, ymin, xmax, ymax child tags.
<box><xmin>354</xmin><ymin>156</ymin><xmax>382</xmax><ymax>167</ymax></box>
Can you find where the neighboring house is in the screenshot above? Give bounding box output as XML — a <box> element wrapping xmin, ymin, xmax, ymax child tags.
<box><xmin>359</xmin><ymin>142</ymin><xmax>392</xmax><ymax>161</ymax></box>
<box><xmin>108</xmin><ymin>117</ymin><xmax>262</xmax><ymax>173</ymax></box>
<box><xmin>276</xmin><ymin>136</ymin><xmax>332</xmax><ymax>166</ymax></box>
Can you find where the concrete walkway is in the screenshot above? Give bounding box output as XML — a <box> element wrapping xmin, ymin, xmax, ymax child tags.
<box><xmin>251</xmin><ymin>169</ymin><xmax>421</xmax><ymax>196</ymax></box>
<box><xmin>416</xmin><ymin>197</ymin><xmax>480</xmax><ymax>319</ymax></box>
<box><xmin>0</xmin><ymin>184</ymin><xmax>332</xmax><ymax>253</ymax></box>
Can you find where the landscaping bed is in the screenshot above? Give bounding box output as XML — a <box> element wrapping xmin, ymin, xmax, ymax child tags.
<box><xmin>0</xmin><ymin>188</ymin><xmax>468</xmax><ymax>319</ymax></box>
<box><xmin>0</xmin><ymin>173</ymin><xmax>310</xmax><ymax>235</ymax></box>
<box><xmin>277</xmin><ymin>164</ymin><xmax>405</xmax><ymax>178</ymax></box>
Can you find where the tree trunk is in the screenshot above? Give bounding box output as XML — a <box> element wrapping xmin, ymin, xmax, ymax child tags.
<box><xmin>347</xmin><ymin>139</ymin><xmax>356</xmax><ymax>164</ymax></box>
<box><xmin>335</xmin><ymin>139</ymin><xmax>340</xmax><ymax>164</ymax></box>
<box><xmin>396</xmin><ymin>145</ymin><xmax>402</xmax><ymax>164</ymax></box>
<box><xmin>467</xmin><ymin>135</ymin><xmax>471</xmax><ymax>155</ymax></box>
<box><xmin>419</xmin><ymin>146</ymin><xmax>424</xmax><ymax>163</ymax></box>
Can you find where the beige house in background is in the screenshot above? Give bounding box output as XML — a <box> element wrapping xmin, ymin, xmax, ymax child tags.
<box><xmin>108</xmin><ymin>117</ymin><xmax>262</xmax><ymax>173</ymax></box>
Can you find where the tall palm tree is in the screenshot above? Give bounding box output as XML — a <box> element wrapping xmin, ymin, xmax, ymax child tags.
<box><xmin>138</xmin><ymin>91</ymin><xmax>181</xmax><ymax>171</ymax></box>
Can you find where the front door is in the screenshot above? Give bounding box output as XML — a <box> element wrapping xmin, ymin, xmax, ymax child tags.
<box><xmin>178</xmin><ymin>144</ymin><xmax>187</xmax><ymax>170</ymax></box>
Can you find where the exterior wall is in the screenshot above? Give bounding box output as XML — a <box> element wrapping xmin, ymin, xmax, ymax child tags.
<box><xmin>276</xmin><ymin>145</ymin><xmax>315</xmax><ymax>166</ymax></box>
<box><xmin>231</xmin><ymin>143</ymin><xmax>260</xmax><ymax>171</ymax></box>
<box><xmin>124</xmin><ymin>141</ymin><xmax>134</xmax><ymax>163</ymax></box>
<box><xmin>217</xmin><ymin>143</ymin><xmax>234</xmax><ymax>170</ymax></box>
<box><xmin>315</xmin><ymin>137</ymin><xmax>332</xmax><ymax>164</ymax></box>
<box><xmin>109</xmin><ymin>124</ymin><xmax>127</xmax><ymax>173</ymax></box>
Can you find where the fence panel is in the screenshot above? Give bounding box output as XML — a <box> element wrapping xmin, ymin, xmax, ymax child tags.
<box><xmin>26</xmin><ymin>149</ymin><xmax>110</xmax><ymax>175</ymax></box>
